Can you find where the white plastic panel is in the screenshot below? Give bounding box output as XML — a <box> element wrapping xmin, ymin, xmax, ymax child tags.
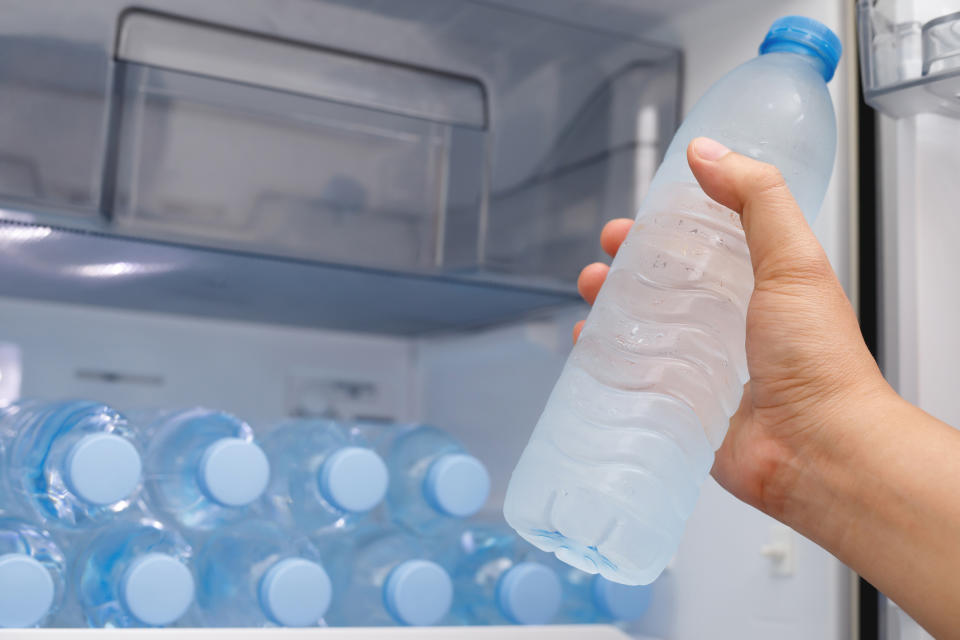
<box><xmin>0</xmin><ymin>296</ymin><xmax>415</xmax><ymax>428</ymax></box>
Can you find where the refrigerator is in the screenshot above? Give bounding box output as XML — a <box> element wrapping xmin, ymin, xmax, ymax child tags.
<box><xmin>0</xmin><ymin>0</ymin><xmax>879</xmax><ymax>637</ymax></box>
<box><xmin>859</xmin><ymin>0</ymin><xmax>960</xmax><ymax>639</ymax></box>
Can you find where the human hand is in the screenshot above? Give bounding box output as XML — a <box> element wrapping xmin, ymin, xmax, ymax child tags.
<box><xmin>574</xmin><ymin>137</ymin><xmax>895</xmax><ymax>520</ymax></box>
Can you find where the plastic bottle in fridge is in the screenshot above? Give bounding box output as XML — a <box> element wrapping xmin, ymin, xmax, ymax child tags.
<box><xmin>259</xmin><ymin>418</ymin><xmax>388</xmax><ymax>537</ymax></box>
<box><xmin>0</xmin><ymin>513</ymin><xmax>67</xmax><ymax>628</ymax></box>
<box><xmin>325</xmin><ymin>526</ymin><xmax>453</xmax><ymax>627</ymax></box>
<box><xmin>0</xmin><ymin>400</ymin><xmax>143</xmax><ymax>530</ymax></box>
<box><xmin>382</xmin><ymin>424</ymin><xmax>490</xmax><ymax>535</ymax></box>
<box><xmin>74</xmin><ymin>515</ymin><xmax>195</xmax><ymax>628</ymax></box>
<box><xmin>135</xmin><ymin>408</ymin><xmax>270</xmax><ymax>534</ymax></box>
<box><xmin>194</xmin><ymin>519</ymin><xmax>343</xmax><ymax>628</ymax></box>
<box><xmin>447</xmin><ymin>523</ymin><xmax>562</xmax><ymax>626</ymax></box>
<box><xmin>554</xmin><ymin>565</ymin><xmax>654</xmax><ymax>624</ymax></box>
<box><xmin>504</xmin><ymin>16</ymin><xmax>841</xmax><ymax>585</ymax></box>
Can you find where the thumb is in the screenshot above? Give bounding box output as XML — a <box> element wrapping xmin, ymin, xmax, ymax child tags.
<box><xmin>686</xmin><ymin>137</ymin><xmax>829</xmax><ymax>284</ymax></box>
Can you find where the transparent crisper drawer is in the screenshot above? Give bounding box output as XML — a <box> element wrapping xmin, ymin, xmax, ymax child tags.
<box><xmin>859</xmin><ymin>0</ymin><xmax>960</xmax><ymax>117</ymax></box>
<box><xmin>108</xmin><ymin>13</ymin><xmax>485</xmax><ymax>272</ymax></box>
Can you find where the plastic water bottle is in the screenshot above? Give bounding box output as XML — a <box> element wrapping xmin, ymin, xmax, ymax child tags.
<box><xmin>136</xmin><ymin>408</ymin><xmax>270</xmax><ymax>534</ymax></box>
<box><xmin>383</xmin><ymin>425</ymin><xmax>490</xmax><ymax>535</ymax></box>
<box><xmin>504</xmin><ymin>16</ymin><xmax>841</xmax><ymax>585</ymax></box>
<box><xmin>74</xmin><ymin>515</ymin><xmax>195</xmax><ymax>628</ymax></box>
<box><xmin>447</xmin><ymin>523</ymin><xmax>562</xmax><ymax>626</ymax></box>
<box><xmin>194</xmin><ymin>520</ymin><xmax>341</xmax><ymax>627</ymax></box>
<box><xmin>554</xmin><ymin>565</ymin><xmax>654</xmax><ymax>624</ymax></box>
<box><xmin>325</xmin><ymin>527</ymin><xmax>453</xmax><ymax>627</ymax></box>
<box><xmin>0</xmin><ymin>514</ymin><xmax>67</xmax><ymax>628</ymax></box>
<box><xmin>0</xmin><ymin>400</ymin><xmax>142</xmax><ymax>530</ymax></box>
<box><xmin>259</xmin><ymin>419</ymin><xmax>388</xmax><ymax>537</ymax></box>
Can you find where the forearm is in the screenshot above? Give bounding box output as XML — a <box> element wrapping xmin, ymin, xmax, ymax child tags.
<box><xmin>776</xmin><ymin>391</ymin><xmax>960</xmax><ymax>638</ymax></box>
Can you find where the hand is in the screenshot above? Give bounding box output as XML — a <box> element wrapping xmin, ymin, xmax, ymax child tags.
<box><xmin>576</xmin><ymin>137</ymin><xmax>960</xmax><ymax>638</ymax></box>
<box><xmin>574</xmin><ymin>137</ymin><xmax>893</xmax><ymax>519</ymax></box>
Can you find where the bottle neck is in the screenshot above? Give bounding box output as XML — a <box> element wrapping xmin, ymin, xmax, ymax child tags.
<box><xmin>761</xmin><ymin>43</ymin><xmax>830</xmax><ymax>81</ymax></box>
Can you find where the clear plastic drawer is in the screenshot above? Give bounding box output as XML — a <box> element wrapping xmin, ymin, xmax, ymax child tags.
<box><xmin>108</xmin><ymin>12</ymin><xmax>486</xmax><ymax>272</ymax></box>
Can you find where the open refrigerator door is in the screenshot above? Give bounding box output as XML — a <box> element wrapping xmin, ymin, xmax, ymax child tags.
<box><xmin>859</xmin><ymin>1</ymin><xmax>960</xmax><ymax>638</ymax></box>
<box><xmin>0</xmin><ymin>0</ymin><xmax>856</xmax><ymax>638</ymax></box>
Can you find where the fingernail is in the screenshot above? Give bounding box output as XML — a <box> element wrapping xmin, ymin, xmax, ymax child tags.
<box><xmin>692</xmin><ymin>137</ymin><xmax>730</xmax><ymax>161</ymax></box>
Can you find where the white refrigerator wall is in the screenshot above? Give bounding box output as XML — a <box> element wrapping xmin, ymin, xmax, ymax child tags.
<box><xmin>0</xmin><ymin>296</ymin><xmax>417</xmax><ymax>428</ymax></box>
<box><xmin>418</xmin><ymin>1</ymin><xmax>856</xmax><ymax>639</ymax></box>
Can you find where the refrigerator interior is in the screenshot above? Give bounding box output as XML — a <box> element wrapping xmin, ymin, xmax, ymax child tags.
<box><xmin>0</xmin><ymin>0</ymin><xmax>858</xmax><ymax>637</ymax></box>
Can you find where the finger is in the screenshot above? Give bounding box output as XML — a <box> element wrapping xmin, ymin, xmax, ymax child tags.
<box><xmin>686</xmin><ymin>137</ymin><xmax>830</xmax><ymax>282</ymax></box>
<box><xmin>577</xmin><ymin>262</ymin><xmax>609</xmax><ymax>305</ymax></box>
<box><xmin>573</xmin><ymin>320</ymin><xmax>585</xmax><ymax>344</ymax></box>
<box><xmin>600</xmin><ymin>218</ymin><xmax>633</xmax><ymax>258</ymax></box>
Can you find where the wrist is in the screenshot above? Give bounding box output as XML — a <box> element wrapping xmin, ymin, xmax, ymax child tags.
<box><xmin>762</xmin><ymin>380</ymin><xmax>905</xmax><ymax>533</ymax></box>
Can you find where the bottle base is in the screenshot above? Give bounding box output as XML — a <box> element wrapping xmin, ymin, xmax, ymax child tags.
<box><xmin>505</xmin><ymin>482</ymin><xmax>676</xmax><ymax>587</ymax></box>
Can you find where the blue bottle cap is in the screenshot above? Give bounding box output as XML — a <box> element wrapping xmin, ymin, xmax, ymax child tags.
<box><xmin>759</xmin><ymin>16</ymin><xmax>842</xmax><ymax>82</ymax></box>
<box><xmin>0</xmin><ymin>553</ymin><xmax>55</xmax><ymax>628</ymax></box>
<box><xmin>383</xmin><ymin>560</ymin><xmax>452</xmax><ymax>626</ymax></box>
<box><xmin>197</xmin><ymin>438</ymin><xmax>270</xmax><ymax>507</ymax></box>
<box><xmin>258</xmin><ymin>557</ymin><xmax>332</xmax><ymax>627</ymax></box>
<box><xmin>422</xmin><ymin>453</ymin><xmax>490</xmax><ymax>518</ymax></box>
<box><xmin>495</xmin><ymin>562</ymin><xmax>562</xmax><ymax>625</ymax></box>
<box><xmin>121</xmin><ymin>553</ymin><xmax>195</xmax><ymax>627</ymax></box>
<box><xmin>65</xmin><ymin>433</ymin><xmax>142</xmax><ymax>505</ymax></box>
<box><xmin>318</xmin><ymin>446</ymin><xmax>389</xmax><ymax>513</ymax></box>
<box><xmin>592</xmin><ymin>576</ymin><xmax>653</xmax><ymax>622</ymax></box>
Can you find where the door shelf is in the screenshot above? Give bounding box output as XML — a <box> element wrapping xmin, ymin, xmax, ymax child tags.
<box><xmin>0</xmin><ymin>218</ymin><xmax>581</xmax><ymax>336</ymax></box>
<box><xmin>858</xmin><ymin>0</ymin><xmax>960</xmax><ymax>118</ymax></box>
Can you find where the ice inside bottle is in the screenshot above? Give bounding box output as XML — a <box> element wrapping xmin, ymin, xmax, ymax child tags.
<box><xmin>504</xmin><ymin>16</ymin><xmax>840</xmax><ymax>585</ymax></box>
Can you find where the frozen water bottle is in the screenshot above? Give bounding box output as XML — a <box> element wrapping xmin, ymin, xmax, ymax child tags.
<box><xmin>0</xmin><ymin>400</ymin><xmax>142</xmax><ymax>529</ymax></box>
<box><xmin>0</xmin><ymin>514</ymin><xmax>66</xmax><ymax>628</ymax></box>
<box><xmin>555</xmin><ymin>565</ymin><xmax>654</xmax><ymax>624</ymax></box>
<box><xmin>260</xmin><ymin>419</ymin><xmax>388</xmax><ymax>537</ymax></box>
<box><xmin>326</xmin><ymin>527</ymin><xmax>453</xmax><ymax>627</ymax></box>
<box><xmin>74</xmin><ymin>516</ymin><xmax>195</xmax><ymax>628</ymax></box>
<box><xmin>195</xmin><ymin>520</ymin><xmax>342</xmax><ymax>627</ymax></box>
<box><xmin>448</xmin><ymin>524</ymin><xmax>561</xmax><ymax>626</ymax></box>
<box><xmin>504</xmin><ymin>16</ymin><xmax>841</xmax><ymax>585</ymax></box>
<box><xmin>136</xmin><ymin>408</ymin><xmax>270</xmax><ymax>534</ymax></box>
<box><xmin>383</xmin><ymin>425</ymin><xmax>490</xmax><ymax>535</ymax></box>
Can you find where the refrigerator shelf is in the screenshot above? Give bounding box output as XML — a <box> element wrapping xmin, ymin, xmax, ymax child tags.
<box><xmin>862</xmin><ymin>63</ymin><xmax>960</xmax><ymax>117</ymax></box>
<box><xmin>858</xmin><ymin>0</ymin><xmax>960</xmax><ymax>118</ymax></box>
<box><xmin>0</xmin><ymin>217</ymin><xmax>580</xmax><ymax>336</ymax></box>
<box><xmin>0</xmin><ymin>626</ymin><xmax>641</xmax><ymax>639</ymax></box>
